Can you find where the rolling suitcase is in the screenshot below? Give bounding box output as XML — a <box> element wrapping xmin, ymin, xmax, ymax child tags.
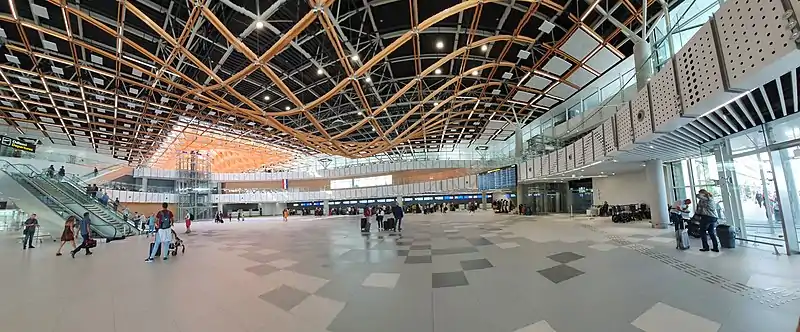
<box><xmin>384</xmin><ymin>218</ymin><xmax>395</xmax><ymax>231</ymax></box>
<box><xmin>676</xmin><ymin>229</ymin><xmax>690</xmax><ymax>250</ymax></box>
<box><xmin>360</xmin><ymin>218</ymin><xmax>369</xmax><ymax>232</ymax></box>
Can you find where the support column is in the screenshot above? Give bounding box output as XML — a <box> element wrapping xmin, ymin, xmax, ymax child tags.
<box><xmin>514</xmin><ymin>126</ymin><xmax>525</xmax><ymax>208</ymax></box>
<box><xmin>633</xmin><ymin>40</ymin><xmax>654</xmax><ymax>90</ymax></box>
<box><xmin>323</xmin><ymin>200</ymin><xmax>330</xmax><ymax>215</ymax></box>
<box><xmin>141</xmin><ymin>177</ymin><xmax>148</xmax><ymax>192</ymax></box>
<box><xmin>645</xmin><ymin>159</ymin><xmax>669</xmax><ymax>228</ymax></box>
<box><xmin>396</xmin><ymin>195</ymin><xmax>403</xmax><ymax>207</ymax></box>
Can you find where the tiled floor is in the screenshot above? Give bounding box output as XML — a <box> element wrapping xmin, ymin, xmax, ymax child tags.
<box><xmin>2</xmin><ymin>212</ymin><xmax>800</xmax><ymax>332</ymax></box>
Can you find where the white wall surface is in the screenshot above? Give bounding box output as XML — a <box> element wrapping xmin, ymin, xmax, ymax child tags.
<box><xmin>0</xmin><ymin>173</ymin><xmax>64</xmax><ymax>236</ymax></box>
<box><xmin>592</xmin><ymin>170</ymin><xmax>648</xmax><ymax>205</ymax></box>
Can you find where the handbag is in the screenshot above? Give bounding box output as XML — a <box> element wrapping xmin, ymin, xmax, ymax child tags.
<box><xmin>85</xmin><ymin>238</ymin><xmax>97</xmax><ymax>248</ymax></box>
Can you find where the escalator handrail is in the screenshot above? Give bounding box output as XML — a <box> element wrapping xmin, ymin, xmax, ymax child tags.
<box><xmin>2</xmin><ymin>161</ymin><xmax>122</xmax><ymax>239</ymax></box>
<box><xmin>59</xmin><ymin>174</ymin><xmax>139</xmax><ymax>231</ymax></box>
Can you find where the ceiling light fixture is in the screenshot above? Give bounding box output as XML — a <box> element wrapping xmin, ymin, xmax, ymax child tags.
<box><xmin>264</xmin><ymin>96</ymin><xmax>270</xmax><ymax>101</ymax></box>
<box><xmin>351</xmin><ymin>54</ymin><xmax>359</xmax><ymax>61</ymax></box>
<box><xmin>317</xmin><ymin>68</ymin><xmax>323</xmax><ymax>75</ymax></box>
<box><xmin>436</xmin><ymin>41</ymin><xmax>444</xmax><ymax>49</ymax></box>
<box><xmin>434</xmin><ymin>68</ymin><xmax>442</xmax><ymax>75</ymax></box>
<box><xmin>433</xmin><ymin>102</ymin><xmax>439</xmax><ymax>106</ymax></box>
<box><xmin>472</xmin><ymin>70</ymin><xmax>479</xmax><ymax>76</ymax></box>
<box><xmin>480</xmin><ymin>44</ymin><xmax>488</xmax><ymax>52</ymax></box>
<box><xmin>285</xmin><ymin>106</ymin><xmax>291</xmax><ymax>111</ymax></box>
<box><xmin>255</xmin><ymin>21</ymin><xmax>264</xmax><ymax>29</ymax></box>
<box><xmin>364</xmin><ymin>76</ymin><xmax>371</xmax><ymax>82</ymax></box>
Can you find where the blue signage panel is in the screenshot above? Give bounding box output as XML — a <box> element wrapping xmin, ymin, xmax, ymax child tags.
<box><xmin>477</xmin><ymin>165</ymin><xmax>518</xmax><ymax>191</ymax></box>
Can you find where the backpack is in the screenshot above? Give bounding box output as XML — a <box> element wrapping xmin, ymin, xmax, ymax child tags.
<box><xmin>158</xmin><ymin>210</ymin><xmax>172</xmax><ymax>229</ymax></box>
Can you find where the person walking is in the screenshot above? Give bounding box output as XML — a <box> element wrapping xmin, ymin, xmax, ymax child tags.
<box><xmin>669</xmin><ymin>199</ymin><xmax>692</xmax><ymax>228</ymax></box>
<box><xmin>184</xmin><ymin>212</ymin><xmax>192</xmax><ymax>234</ymax></box>
<box><xmin>282</xmin><ymin>208</ymin><xmax>289</xmax><ymax>222</ymax></box>
<box><xmin>122</xmin><ymin>207</ymin><xmax>130</xmax><ymax>225</ymax></box>
<box><xmin>22</xmin><ymin>214</ymin><xmax>39</xmax><ymax>250</ymax></box>
<box><xmin>46</xmin><ymin>165</ymin><xmax>55</xmax><ymax>178</ymax></box>
<box><xmin>695</xmin><ymin>189</ymin><xmax>720</xmax><ymax>252</ymax></box>
<box><xmin>147</xmin><ymin>212</ymin><xmax>156</xmax><ymax>237</ymax></box>
<box><xmin>71</xmin><ymin>212</ymin><xmax>94</xmax><ymax>258</ymax></box>
<box><xmin>391</xmin><ymin>204</ymin><xmax>404</xmax><ymax>232</ymax></box>
<box><xmin>113</xmin><ymin>197</ymin><xmax>120</xmax><ymax>212</ymax></box>
<box><xmin>146</xmin><ymin>203</ymin><xmax>174</xmax><ymax>262</ymax></box>
<box><xmin>57</xmin><ymin>166</ymin><xmax>65</xmax><ymax>180</ymax></box>
<box><xmin>237</xmin><ymin>209</ymin><xmax>243</xmax><ymax>222</ymax></box>
<box><xmin>56</xmin><ymin>216</ymin><xmax>78</xmax><ymax>256</ymax></box>
<box><xmin>93</xmin><ymin>167</ymin><xmax>98</xmax><ymax>178</ymax></box>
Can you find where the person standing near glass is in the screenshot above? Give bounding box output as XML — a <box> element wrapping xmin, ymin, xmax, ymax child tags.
<box><xmin>695</xmin><ymin>189</ymin><xmax>720</xmax><ymax>252</ymax></box>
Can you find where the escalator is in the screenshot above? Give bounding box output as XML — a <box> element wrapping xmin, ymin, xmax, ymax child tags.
<box><xmin>38</xmin><ymin>170</ymin><xmax>140</xmax><ymax>235</ymax></box>
<box><xmin>0</xmin><ymin>162</ymin><xmax>127</xmax><ymax>239</ymax></box>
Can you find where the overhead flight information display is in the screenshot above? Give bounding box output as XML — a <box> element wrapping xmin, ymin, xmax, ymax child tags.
<box><xmin>477</xmin><ymin>165</ymin><xmax>517</xmax><ymax>191</ymax></box>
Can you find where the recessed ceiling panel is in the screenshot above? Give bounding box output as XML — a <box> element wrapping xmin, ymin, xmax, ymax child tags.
<box><xmin>537</xmin><ymin>97</ymin><xmax>559</xmax><ymax>107</ymax></box>
<box><xmin>512</xmin><ymin>91</ymin><xmax>536</xmax><ymax>102</ymax></box>
<box><xmin>548</xmin><ymin>83</ymin><xmax>577</xmax><ymax>99</ymax></box>
<box><xmin>586</xmin><ymin>46</ymin><xmax>621</xmax><ymax>73</ymax></box>
<box><xmin>524</xmin><ymin>75</ymin><xmax>552</xmax><ymax>90</ymax></box>
<box><xmin>567</xmin><ymin>67</ymin><xmax>597</xmax><ymax>87</ymax></box>
<box><xmin>542</xmin><ymin>56</ymin><xmax>572</xmax><ymax>76</ymax></box>
<box><xmin>559</xmin><ymin>29</ymin><xmax>599</xmax><ymax>61</ymax></box>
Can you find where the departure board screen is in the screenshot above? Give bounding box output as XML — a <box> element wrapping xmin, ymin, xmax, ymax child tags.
<box><xmin>477</xmin><ymin>165</ymin><xmax>517</xmax><ymax>191</ymax></box>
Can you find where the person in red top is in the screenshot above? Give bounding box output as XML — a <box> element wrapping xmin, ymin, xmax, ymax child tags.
<box><xmin>146</xmin><ymin>203</ymin><xmax>174</xmax><ymax>262</ymax></box>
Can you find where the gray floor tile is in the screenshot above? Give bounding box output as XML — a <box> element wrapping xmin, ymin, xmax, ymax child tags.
<box><xmin>244</xmin><ymin>264</ymin><xmax>280</xmax><ymax>276</ymax></box>
<box><xmin>537</xmin><ymin>264</ymin><xmax>585</xmax><ymax>284</ymax></box>
<box><xmin>547</xmin><ymin>251</ymin><xmax>585</xmax><ymax>264</ymax></box>
<box><xmin>432</xmin><ymin>271</ymin><xmax>469</xmax><ymax>288</ymax></box>
<box><xmin>405</xmin><ymin>255</ymin><xmax>432</xmax><ymax>264</ymax></box>
<box><xmin>410</xmin><ymin>244</ymin><xmax>432</xmax><ymax>250</ymax></box>
<box><xmin>258</xmin><ymin>285</ymin><xmax>310</xmax><ymax>311</ymax></box>
<box><xmin>431</xmin><ymin>247</ymin><xmax>479</xmax><ymax>255</ymax></box>
<box><xmin>467</xmin><ymin>237</ymin><xmax>494</xmax><ymax>246</ymax></box>
<box><xmin>460</xmin><ymin>258</ymin><xmax>494</xmax><ymax>271</ymax></box>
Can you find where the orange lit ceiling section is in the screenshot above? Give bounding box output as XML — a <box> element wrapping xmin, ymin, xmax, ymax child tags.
<box><xmin>148</xmin><ymin>129</ymin><xmax>296</xmax><ymax>173</ymax></box>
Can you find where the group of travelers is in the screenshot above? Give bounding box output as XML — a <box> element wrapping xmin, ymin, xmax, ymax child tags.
<box><xmin>362</xmin><ymin>204</ymin><xmax>404</xmax><ymax>231</ymax></box>
<box><xmin>45</xmin><ymin>165</ymin><xmax>66</xmax><ymax>180</ymax></box>
<box><xmin>669</xmin><ymin>189</ymin><xmax>721</xmax><ymax>253</ymax></box>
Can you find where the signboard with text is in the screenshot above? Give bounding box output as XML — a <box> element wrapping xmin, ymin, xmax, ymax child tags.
<box><xmin>0</xmin><ymin>135</ymin><xmax>36</xmax><ymax>153</ymax></box>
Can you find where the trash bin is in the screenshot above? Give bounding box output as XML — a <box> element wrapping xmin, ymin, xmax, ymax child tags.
<box><xmin>716</xmin><ymin>224</ymin><xmax>736</xmax><ymax>248</ymax></box>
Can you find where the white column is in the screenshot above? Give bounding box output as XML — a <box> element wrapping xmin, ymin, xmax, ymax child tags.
<box><xmin>323</xmin><ymin>200</ymin><xmax>330</xmax><ymax>215</ymax></box>
<box><xmin>141</xmin><ymin>177</ymin><xmax>148</xmax><ymax>192</ymax></box>
<box><xmin>481</xmin><ymin>192</ymin><xmax>488</xmax><ymax>210</ymax></box>
<box><xmin>396</xmin><ymin>195</ymin><xmax>403</xmax><ymax>206</ymax></box>
<box><xmin>645</xmin><ymin>159</ymin><xmax>669</xmax><ymax>228</ymax></box>
<box><xmin>633</xmin><ymin>40</ymin><xmax>653</xmax><ymax>90</ymax></box>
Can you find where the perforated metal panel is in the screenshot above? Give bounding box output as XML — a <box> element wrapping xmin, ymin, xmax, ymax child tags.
<box><xmin>567</xmin><ymin>143</ymin><xmax>576</xmax><ymax>170</ymax></box>
<box><xmin>603</xmin><ymin>119</ymin><xmax>617</xmax><ymax>155</ymax></box>
<box><xmin>534</xmin><ymin>156</ymin><xmax>543</xmax><ymax>177</ymax></box>
<box><xmin>674</xmin><ymin>24</ymin><xmax>731</xmax><ymax>116</ymax></box>
<box><xmin>557</xmin><ymin>148</ymin><xmax>567</xmax><ymax>173</ymax></box>
<box><xmin>593</xmin><ymin>126</ymin><xmax>605</xmax><ymax>160</ymax></box>
<box><xmin>583</xmin><ymin>134</ymin><xmax>594</xmax><ymax>163</ymax></box>
<box><xmin>549</xmin><ymin>151</ymin><xmax>558</xmax><ymax>174</ymax></box>
<box><xmin>525</xmin><ymin>160</ymin><xmax>533</xmax><ymax>180</ymax></box>
<box><xmin>615</xmin><ymin>102</ymin><xmax>634</xmax><ymax>150</ymax></box>
<box><xmin>715</xmin><ymin>0</ymin><xmax>800</xmax><ymax>90</ymax></box>
<box><xmin>649</xmin><ymin>59</ymin><xmax>686</xmax><ymax>132</ymax></box>
<box><xmin>631</xmin><ymin>87</ymin><xmax>655</xmax><ymax>142</ymax></box>
<box><xmin>574</xmin><ymin>139</ymin><xmax>585</xmax><ymax>167</ymax></box>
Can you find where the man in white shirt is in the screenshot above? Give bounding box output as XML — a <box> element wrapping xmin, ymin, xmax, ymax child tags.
<box><xmin>670</xmin><ymin>199</ymin><xmax>691</xmax><ymax>230</ymax></box>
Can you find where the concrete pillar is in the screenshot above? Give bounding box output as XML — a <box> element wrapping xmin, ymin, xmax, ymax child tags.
<box><xmin>514</xmin><ymin>126</ymin><xmax>525</xmax><ymax>208</ymax></box>
<box><xmin>633</xmin><ymin>40</ymin><xmax>654</xmax><ymax>90</ymax></box>
<box><xmin>481</xmin><ymin>191</ymin><xmax>488</xmax><ymax>210</ymax></box>
<box><xmin>323</xmin><ymin>200</ymin><xmax>330</xmax><ymax>215</ymax></box>
<box><xmin>396</xmin><ymin>195</ymin><xmax>403</xmax><ymax>207</ymax></box>
<box><xmin>645</xmin><ymin>159</ymin><xmax>669</xmax><ymax>228</ymax></box>
<box><xmin>141</xmin><ymin>177</ymin><xmax>148</xmax><ymax>192</ymax></box>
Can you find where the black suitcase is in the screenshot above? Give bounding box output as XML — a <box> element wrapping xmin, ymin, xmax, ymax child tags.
<box><xmin>384</xmin><ymin>218</ymin><xmax>395</xmax><ymax>231</ymax></box>
<box><xmin>360</xmin><ymin>218</ymin><xmax>369</xmax><ymax>232</ymax></box>
<box><xmin>716</xmin><ymin>224</ymin><xmax>736</xmax><ymax>248</ymax></box>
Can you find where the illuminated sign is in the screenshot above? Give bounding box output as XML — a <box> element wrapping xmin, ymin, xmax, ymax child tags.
<box><xmin>0</xmin><ymin>135</ymin><xmax>36</xmax><ymax>153</ymax></box>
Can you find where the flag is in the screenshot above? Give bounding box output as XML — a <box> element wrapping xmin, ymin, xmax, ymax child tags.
<box><xmin>281</xmin><ymin>179</ymin><xmax>289</xmax><ymax>190</ymax></box>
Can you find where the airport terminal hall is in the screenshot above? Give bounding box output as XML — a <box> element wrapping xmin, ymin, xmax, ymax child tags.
<box><xmin>3</xmin><ymin>0</ymin><xmax>800</xmax><ymax>331</ymax></box>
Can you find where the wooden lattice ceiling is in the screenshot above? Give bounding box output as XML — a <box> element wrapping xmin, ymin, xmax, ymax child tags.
<box><xmin>0</xmin><ymin>0</ymin><xmax>668</xmax><ymax>166</ymax></box>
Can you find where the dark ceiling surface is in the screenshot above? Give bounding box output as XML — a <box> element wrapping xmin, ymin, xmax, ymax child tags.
<box><xmin>0</xmin><ymin>0</ymin><xmax>665</xmax><ymax>166</ymax></box>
